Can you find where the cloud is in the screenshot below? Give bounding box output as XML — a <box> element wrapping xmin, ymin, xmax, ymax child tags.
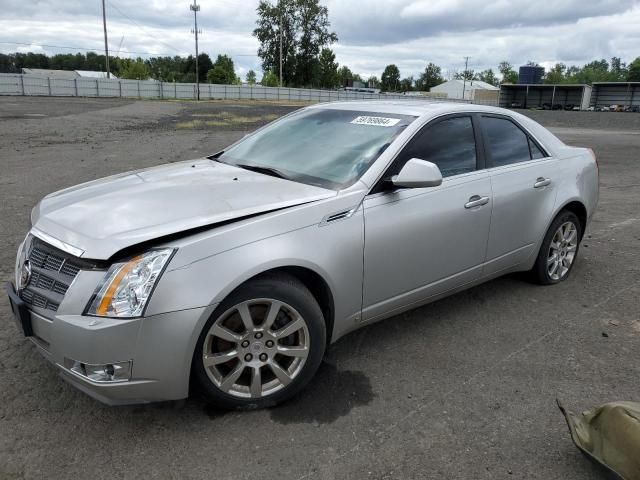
<box><xmin>326</xmin><ymin>0</ymin><xmax>637</xmax><ymax>44</ymax></box>
<box><xmin>0</xmin><ymin>0</ymin><xmax>638</xmax><ymax>80</ymax></box>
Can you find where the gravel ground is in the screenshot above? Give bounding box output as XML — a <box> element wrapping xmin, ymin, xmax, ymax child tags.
<box><xmin>0</xmin><ymin>97</ymin><xmax>639</xmax><ymax>480</ymax></box>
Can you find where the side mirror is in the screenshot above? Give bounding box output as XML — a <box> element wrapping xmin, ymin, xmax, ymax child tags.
<box><xmin>392</xmin><ymin>158</ymin><xmax>443</xmax><ymax>188</ymax></box>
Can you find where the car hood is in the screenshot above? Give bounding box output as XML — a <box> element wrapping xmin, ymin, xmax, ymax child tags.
<box><xmin>31</xmin><ymin>159</ymin><xmax>335</xmax><ymax>260</ymax></box>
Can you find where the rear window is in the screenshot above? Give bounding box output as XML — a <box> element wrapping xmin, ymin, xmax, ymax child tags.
<box><xmin>483</xmin><ymin>116</ymin><xmax>531</xmax><ymax>167</ymax></box>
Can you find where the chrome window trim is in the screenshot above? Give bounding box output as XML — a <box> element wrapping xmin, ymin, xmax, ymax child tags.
<box><xmin>484</xmin><ymin>155</ymin><xmax>557</xmax><ymax>174</ymax></box>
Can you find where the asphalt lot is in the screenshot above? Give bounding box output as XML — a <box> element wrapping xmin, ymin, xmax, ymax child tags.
<box><xmin>0</xmin><ymin>96</ymin><xmax>639</xmax><ymax>480</ymax></box>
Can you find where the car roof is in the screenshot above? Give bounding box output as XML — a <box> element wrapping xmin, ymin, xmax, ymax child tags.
<box><xmin>309</xmin><ymin>100</ymin><xmax>509</xmax><ymax>118</ymax></box>
<box><xmin>308</xmin><ymin>100</ymin><xmax>567</xmax><ymax>157</ymax></box>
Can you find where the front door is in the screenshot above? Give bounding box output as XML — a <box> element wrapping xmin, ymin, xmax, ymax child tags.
<box><xmin>362</xmin><ymin>114</ymin><xmax>492</xmax><ymax>322</ymax></box>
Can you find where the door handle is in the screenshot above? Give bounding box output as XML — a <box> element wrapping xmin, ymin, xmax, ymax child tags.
<box><xmin>464</xmin><ymin>195</ymin><xmax>490</xmax><ymax>209</ymax></box>
<box><xmin>534</xmin><ymin>177</ymin><xmax>551</xmax><ymax>188</ymax></box>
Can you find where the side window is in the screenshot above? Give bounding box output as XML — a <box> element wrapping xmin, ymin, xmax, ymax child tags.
<box><xmin>483</xmin><ymin>116</ymin><xmax>532</xmax><ymax>167</ymax></box>
<box><xmin>396</xmin><ymin>116</ymin><xmax>477</xmax><ymax>178</ymax></box>
<box><xmin>529</xmin><ymin>138</ymin><xmax>545</xmax><ymax>159</ymax></box>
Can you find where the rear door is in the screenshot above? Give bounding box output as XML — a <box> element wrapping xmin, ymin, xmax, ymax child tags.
<box><xmin>480</xmin><ymin>114</ymin><xmax>558</xmax><ymax>274</ymax></box>
<box><xmin>362</xmin><ymin>114</ymin><xmax>493</xmax><ymax>322</ymax></box>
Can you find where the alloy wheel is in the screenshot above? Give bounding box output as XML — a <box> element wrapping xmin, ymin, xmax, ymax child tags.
<box><xmin>547</xmin><ymin>221</ymin><xmax>578</xmax><ymax>281</ymax></box>
<box><xmin>202</xmin><ymin>299</ymin><xmax>310</xmax><ymax>399</ymax></box>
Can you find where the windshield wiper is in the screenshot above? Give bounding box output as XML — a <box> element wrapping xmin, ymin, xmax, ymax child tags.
<box><xmin>235</xmin><ymin>163</ymin><xmax>290</xmax><ymax>181</ymax></box>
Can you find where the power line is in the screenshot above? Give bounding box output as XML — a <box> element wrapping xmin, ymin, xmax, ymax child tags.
<box><xmin>0</xmin><ymin>41</ymin><xmax>260</xmax><ymax>58</ymax></box>
<box><xmin>105</xmin><ymin>0</ymin><xmax>182</xmax><ymax>54</ymax></box>
<box><xmin>0</xmin><ymin>41</ymin><xmax>179</xmax><ymax>57</ymax></box>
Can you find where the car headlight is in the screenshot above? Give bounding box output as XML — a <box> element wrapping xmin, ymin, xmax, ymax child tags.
<box><xmin>86</xmin><ymin>249</ymin><xmax>175</xmax><ymax>318</ymax></box>
<box><xmin>15</xmin><ymin>234</ymin><xmax>32</xmax><ymax>289</ymax></box>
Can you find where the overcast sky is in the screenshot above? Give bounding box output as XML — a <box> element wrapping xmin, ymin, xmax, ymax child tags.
<box><xmin>1</xmin><ymin>0</ymin><xmax>639</xmax><ymax>80</ymax></box>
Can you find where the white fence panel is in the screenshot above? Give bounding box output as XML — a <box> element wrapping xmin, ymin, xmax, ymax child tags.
<box><xmin>119</xmin><ymin>80</ymin><xmax>138</xmax><ymax>98</ymax></box>
<box><xmin>22</xmin><ymin>76</ymin><xmax>49</xmax><ymax>95</ymax></box>
<box><xmin>176</xmin><ymin>83</ymin><xmax>195</xmax><ymax>99</ymax></box>
<box><xmin>210</xmin><ymin>84</ymin><xmax>225</xmax><ymax>99</ymax></box>
<box><xmin>139</xmin><ymin>81</ymin><xmax>160</xmax><ymax>99</ymax></box>
<box><xmin>0</xmin><ymin>73</ymin><xmax>487</xmax><ymax>105</ymax></box>
<box><xmin>49</xmin><ymin>78</ymin><xmax>76</xmax><ymax>96</ymax></box>
<box><xmin>0</xmin><ymin>74</ymin><xmax>22</xmax><ymax>94</ymax></box>
<box><xmin>97</xmin><ymin>79</ymin><xmax>120</xmax><ymax>97</ymax></box>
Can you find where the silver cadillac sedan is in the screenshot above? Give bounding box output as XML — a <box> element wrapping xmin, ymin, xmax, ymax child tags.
<box><xmin>6</xmin><ymin>101</ymin><xmax>598</xmax><ymax>408</ymax></box>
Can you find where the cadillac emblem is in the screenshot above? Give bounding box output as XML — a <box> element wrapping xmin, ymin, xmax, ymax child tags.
<box><xmin>18</xmin><ymin>260</ymin><xmax>32</xmax><ymax>291</ymax></box>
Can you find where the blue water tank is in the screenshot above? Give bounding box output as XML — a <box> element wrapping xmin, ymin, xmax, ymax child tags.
<box><xmin>518</xmin><ymin>65</ymin><xmax>545</xmax><ymax>84</ymax></box>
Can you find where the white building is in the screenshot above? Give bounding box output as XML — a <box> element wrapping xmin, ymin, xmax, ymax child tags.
<box><xmin>22</xmin><ymin>68</ymin><xmax>117</xmax><ymax>79</ymax></box>
<box><xmin>74</xmin><ymin>70</ymin><xmax>118</xmax><ymax>79</ymax></box>
<box><xmin>430</xmin><ymin>79</ymin><xmax>498</xmax><ymax>100</ymax></box>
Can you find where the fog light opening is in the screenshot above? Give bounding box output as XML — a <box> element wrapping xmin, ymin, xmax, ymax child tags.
<box><xmin>64</xmin><ymin>358</ymin><xmax>132</xmax><ymax>383</ymax></box>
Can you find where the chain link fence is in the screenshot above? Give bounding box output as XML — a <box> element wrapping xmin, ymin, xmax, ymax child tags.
<box><xmin>0</xmin><ymin>73</ymin><xmax>498</xmax><ymax>105</ymax></box>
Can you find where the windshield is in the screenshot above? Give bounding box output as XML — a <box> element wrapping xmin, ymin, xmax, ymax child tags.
<box><xmin>219</xmin><ymin>108</ymin><xmax>415</xmax><ymax>189</ymax></box>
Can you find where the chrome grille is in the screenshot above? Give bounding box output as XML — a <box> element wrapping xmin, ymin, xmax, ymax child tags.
<box><xmin>19</xmin><ymin>238</ymin><xmax>86</xmax><ymax>315</ymax></box>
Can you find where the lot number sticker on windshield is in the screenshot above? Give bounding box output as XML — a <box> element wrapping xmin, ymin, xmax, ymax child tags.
<box><xmin>351</xmin><ymin>116</ymin><xmax>401</xmax><ymax>127</ymax></box>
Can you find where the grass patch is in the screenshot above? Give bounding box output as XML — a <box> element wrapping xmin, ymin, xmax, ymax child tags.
<box><xmin>177</xmin><ymin>112</ymin><xmax>280</xmax><ymax>129</ymax></box>
<box><xmin>176</xmin><ymin>119</ymin><xmax>229</xmax><ymax>129</ymax></box>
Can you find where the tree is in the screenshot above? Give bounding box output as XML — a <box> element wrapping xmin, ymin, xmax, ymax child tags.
<box><xmin>498</xmin><ymin>61</ymin><xmax>518</xmax><ymax>84</ymax></box>
<box><xmin>454</xmin><ymin>69</ymin><xmax>474</xmax><ymax>81</ymax></box>
<box><xmin>381</xmin><ymin>64</ymin><xmax>400</xmax><ymax>92</ymax></box>
<box><xmin>399</xmin><ymin>76</ymin><xmax>414</xmax><ymax>92</ymax></box>
<box><xmin>197</xmin><ymin>53</ymin><xmax>213</xmax><ymax>83</ymax></box>
<box><xmin>338</xmin><ymin>65</ymin><xmax>353</xmax><ymax>87</ymax></box>
<box><xmin>628</xmin><ymin>57</ymin><xmax>640</xmax><ymax>81</ymax></box>
<box><xmin>415</xmin><ymin>62</ymin><xmax>443</xmax><ymax>91</ymax></box>
<box><xmin>294</xmin><ymin>0</ymin><xmax>338</xmax><ymax>86</ymax></box>
<box><xmin>207</xmin><ymin>66</ymin><xmax>229</xmax><ymax>84</ymax></box>
<box><xmin>610</xmin><ymin>56</ymin><xmax>627</xmax><ymax>80</ymax></box>
<box><xmin>246</xmin><ymin>70</ymin><xmax>257</xmax><ymax>84</ymax></box>
<box><xmin>317</xmin><ymin>48</ymin><xmax>339</xmax><ymax>88</ymax></box>
<box><xmin>253</xmin><ymin>0</ymin><xmax>337</xmax><ymax>87</ymax></box>
<box><xmin>367</xmin><ymin>76</ymin><xmax>379</xmax><ymax>88</ymax></box>
<box><xmin>119</xmin><ymin>58</ymin><xmax>150</xmax><ymax>80</ymax></box>
<box><xmin>544</xmin><ymin>63</ymin><xmax>566</xmax><ymax>84</ymax></box>
<box><xmin>565</xmin><ymin>59</ymin><xmax>614</xmax><ymax>84</ymax></box>
<box><xmin>261</xmin><ymin>71</ymin><xmax>279</xmax><ymax>87</ymax></box>
<box><xmin>476</xmin><ymin>68</ymin><xmax>498</xmax><ymax>86</ymax></box>
<box><xmin>206</xmin><ymin>54</ymin><xmax>237</xmax><ymax>84</ymax></box>
<box><xmin>254</xmin><ymin>0</ymin><xmax>294</xmax><ymax>85</ymax></box>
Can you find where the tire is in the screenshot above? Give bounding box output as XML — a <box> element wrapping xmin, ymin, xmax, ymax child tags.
<box><xmin>193</xmin><ymin>273</ymin><xmax>326</xmax><ymax>409</ymax></box>
<box><xmin>530</xmin><ymin>210</ymin><xmax>582</xmax><ymax>285</ymax></box>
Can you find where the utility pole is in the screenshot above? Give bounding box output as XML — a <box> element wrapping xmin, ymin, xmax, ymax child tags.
<box><xmin>101</xmin><ymin>0</ymin><xmax>110</xmax><ymax>78</ymax></box>
<box><xmin>462</xmin><ymin>56</ymin><xmax>470</xmax><ymax>100</ymax></box>
<box><xmin>279</xmin><ymin>1</ymin><xmax>283</xmax><ymax>87</ymax></box>
<box><xmin>190</xmin><ymin>0</ymin><xmax>201</xmax><ymax>100</ymax></box>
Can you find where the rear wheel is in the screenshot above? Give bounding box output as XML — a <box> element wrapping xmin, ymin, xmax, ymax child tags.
<box><xmin>531</xmin><ymin>210</ymin><xmax>582</xmax><ymax>285</ymax></box>
<box><xmin>193</xmin><ymin>274</ymin><xmax>326</xmax><ymax>409</ymax></box>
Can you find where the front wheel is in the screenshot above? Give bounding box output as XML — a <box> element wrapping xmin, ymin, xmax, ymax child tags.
<box><xmin>193</xmin><ymin>273</ymin><xmax>326</xmax><ymax>409</ymax></box>
<box><xmin>531</xmin><ymin>210</ymin><xmax>582</xmax><ymax>285</ymax></box>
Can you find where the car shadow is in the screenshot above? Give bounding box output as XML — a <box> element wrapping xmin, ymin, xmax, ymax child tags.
<box><xmin>268</xmin><ymin>361</ymin><xmax>375</xmax><ymax>425</ymax></box>
<box><xmin>192</xmin><ymin>361</ymin><xmax>375</xmax><ymax>425</ymax></box>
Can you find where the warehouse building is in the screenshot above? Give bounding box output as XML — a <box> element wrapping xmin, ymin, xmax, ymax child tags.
<box><xmin>430</xmin><ymin>79</ymin><xmax>498</xmax><ymax>101</ymax></box>
<box><xmin>590</xmin><ymin>82</ymin><xmax>640</xmax><ymax>109</ymax></box>
<box><xmin>499</xmin><ymin>84</ymin><xmax>591</xmax><ymax>110</ymax></box>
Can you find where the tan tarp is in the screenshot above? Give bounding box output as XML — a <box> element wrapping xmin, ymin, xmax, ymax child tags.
<box><xmin>558</xmin><ymin>400</ymin><xmax>640</xmax><ymax>480</ymax></box>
